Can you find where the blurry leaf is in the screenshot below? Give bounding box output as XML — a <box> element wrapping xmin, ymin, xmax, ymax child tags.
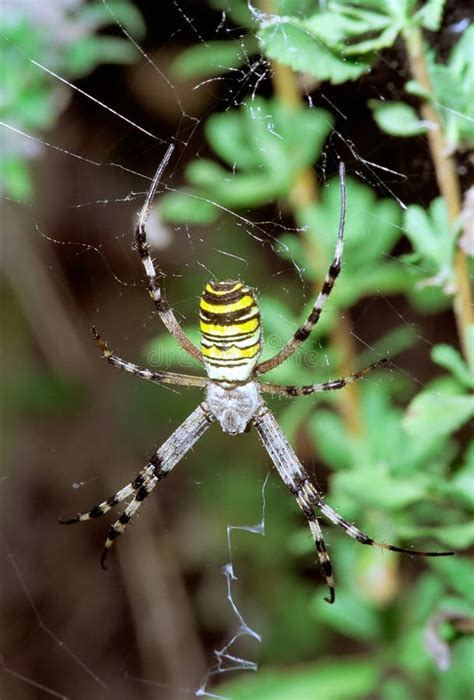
<box><xmin>78</xmin><ymin>1</ymin><xmax>146</xmax><ymax>37</ymax></box>
<box><xmin>173</xmin><ymin>36</ymin><xmax>258</xmax><ymax>79</ymax></box>
<box><xmin>312</xmin><ymin>587</ymin><xmax>382</xmax><ymax>642</ymax></box>
<box><xmin>381</xmin><ymin>677</ymin><xmax>416</xmax><ymax>700</ymax></box>
<box><xmin>0</xmin><ymin>157</ymin><xmax>32</xmax><ymax>200</ymax></box>
<box><xmin>439</xmin><ymin>637</ymin><xmax>474</xmax><ymax>700</ymax></box>
<box><xmin>408</xmin><ymin>522</ymin><xmax>474</xmax><ymax>549</ymax></box>
<box><xmin>406</xmin><ymin>30</ymin><xmax>474</xmax><ymax>152</ymax></box>
<box><xmin>159</xmin><ymin>191</ymin><xmax>219</xmax><ymax>224</ymax></box>
<box><xmin>219</xmin><ymin>658</ymin><xmax>378</xmax><ymax>699</ymax></box>
<box><xmin>209</xmin><ymin>0</ymin><xmax>257</xmax><ymax>28</ymax></box>
<box><xmin>403</xmin><ymin>197</ymin><xmax>456</xmax><ymax>293</ymax></box>
<box><xmin>413</xmin><ymin>0</ymin><xmax>446</xmax><ymax>31</ymax></box>
<box><xmin>258</xmin><ymin>20</ymin><xmax>372</xmax><ymax>84</ymax></box>
<box><xmin>368</xmin><ymin>100</ymin><xmax>427</xmax><ymax>136</ymax></box>
<box><xmin>64</xmin><ymin>36</ymin><xmax>138</xmax><ymax>77</ymax></box>
<box><xmin>404</xmin><ymin>382</ymin><xmax>474</xmax><ymax>439</ymax></box>
<box><xmin>309</xmin><ymin>409</ymin><xmax>356</xmax><ymax>470</ymax></box>
<box><xmin>447</xmin><ymin>443</ymin><xmax>474</xmax><ymax>509</ymax></box>
<box><xmin>332</xmin><ymin>465</ymin><xmax>428</xmax><ymax>511</ymax></box>
<box><xmin>432</xmin><ymin>343</ymin><xmax>474</xmax><ymax>389</ymax></box>
<box><xmin>430</xmin><ymin>557</ymin><xmax>474</xmax><ymax>607</ymax></box>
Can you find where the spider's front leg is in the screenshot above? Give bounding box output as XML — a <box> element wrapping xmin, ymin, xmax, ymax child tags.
<box><xmin>260</xmin><ymin>358</ymin><xmax>387</xmax><ymax>397</ymax></box>
<box><xmin>91</xmin><ymin>326</ymin><xmax>207</xmax><ymax>389</ymax></box>
<box><xmin>59</xmin><ymin>403</ymin><xmax>215</xmax><ymax>568</ymax></box>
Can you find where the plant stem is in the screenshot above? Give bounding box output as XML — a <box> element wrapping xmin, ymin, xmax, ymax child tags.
<box><xmin>403</xmin><ymin>25</ymin><xmax>473</xmax><ymax>372</ymax></box>
<box><xmin>258</xmin><ymin>1</ymin><xmax>362</xmax><ymax>434</ymax></box>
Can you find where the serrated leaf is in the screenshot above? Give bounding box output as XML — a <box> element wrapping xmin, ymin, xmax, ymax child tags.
<box><xmin>403</xmin><ymin>197</ymin><xmax>455</xmax><ymax>292</ymax></box>
<box><xmin>258</xmin><ymin>20</ymin><xmax>372</xmax><ymax>84</ymax></box>
<box><xmin>369</xmin><ymin>100</ymin><xmax>427</xmax><ymax>136</ymax></box>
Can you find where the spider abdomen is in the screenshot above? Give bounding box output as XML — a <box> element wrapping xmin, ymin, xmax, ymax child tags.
<box><xmin>200</xmin><ymin>281</ymin><xmax>262</xmax><ymax>382</ymax></box>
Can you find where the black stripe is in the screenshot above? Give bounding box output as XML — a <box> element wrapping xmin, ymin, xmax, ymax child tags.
<box><xmin>294</xmin><ymin>326</ymin><xmax>311</xmax><ymax>341</ymax></box>
<box><xmin>201</xmin><ymin>330</ymin><xmax>257</xmax><ymax>342</ymax></box>
<box><xmin>119</xmin><ymin>512</ymin><xmax>130</xmax><ymax>525</ymax></box>
<box><xmin>136</xmin><ymin>485</ymin><xmax>150</xmax><ymax>502</ymax></box>
<box><xmin>208</xmin><ymin>281</ymin><xmax>241</xmax><ymax>292</ymax></box>
<box><xmin>89</xmin><ymin>505</ymin><xmax>106</xmax><ymax>518</ymax></box>
<box><xmin>204</xmin><ymin>358</ymin><xmax>249</xmax><ymax>367</ymax></box>
<box><xmin>321</xmin><ymin>559</ymin><xmax>333</xmax><ymax>576</ymax></box>
<box><xmin>201</xmin><ymin>288</ymin><xmax>250</xmax><ymax>305</ymax></box>
<box><xmin>200</xmin><ymin>310</ymin><xmax>259</xmax><ymax>325</ymax></box>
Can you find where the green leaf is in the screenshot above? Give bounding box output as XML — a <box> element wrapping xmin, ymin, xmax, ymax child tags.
<box><xmin>403</xmin><ymin>384</ymin><xmax>474</xmax><ymax>439</ymax></box>
<box><xmin>219</xmin><ymin>658</ymin><xmax>378</xmax><ymax>700</ymax></box>
<box><xmin>400</xmin><ymin>522</ymin><xmax>474</xmax><ymax>549</ymax></box>
<box><xmin>432</xmin><ymin>344</ymin><xmax>474</xmax><ymax>389</ymax></box>
<box><xmin>414</xmin><ymin>0</ymin><xmax>446</xmax><ymax>31</ymax></box>
<box><xmin>78</xmin><ymin>1</ymin><xmax>146</xmax><ymax>37</ymax></box>
<box><xmin>257</xmin><ymin>20</ymin><xmax>372</xmax><ymax>84</ymax></box>
<box><xmin>430</xmin><ymin>557</ymin><xmax>474</xmax><ymax>607</ymax></box>
<box><xmin>173</xmin><ymin>36</ymin><xmax>258</xmax><ymax>79</ymax></box>
<box><xmin>159</xmin><ymin>190</ymin><xmax>220</xmax><ymax>225</ymax></box>
<box><xmin>332</xmin><ymin>465</ymin><xmax>429</xmax><ymax>511</ymax></box>
<box><xmin>0</xmin><ymin>157</ymin><xmax>33</xmax><ymax>201</ymax></box>
<box><xmin>64</xmin><ymin>36</ymin><xmax>138</xmax><ymax>77</ymax></box>
<box><xmin>368</xmin><ymin>100</ymin><xmax>427</xmax><ymax>136</ymax></box>
<box><xmin>403</xmin><ymin>197</ymin><xmax>456</xmax><ymax>292</ymax></box>
<box><xmin>312</xmin><ymin>587</ymin><xmax>382</xmax><ymax>642</ymax></box>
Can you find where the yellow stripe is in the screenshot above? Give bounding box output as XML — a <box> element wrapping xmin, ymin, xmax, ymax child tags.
<box><xmin>205</xmin><ymin>282</ymin><xmax>243</xmax><ymax>296</ymax></box>
<box><xmin>201</xmin><ymin>343</ymin><xmax>261</xmax><ymax>360</ymax></box>
<box><xmin>200</xmin><ymin>295</ymin><xmax>254</xmax><ymax>314</ymax></box>
<box><xmin>200</xmin><ymin>317</ymin><xmax>259</xmax><ymax>335</ymax></box>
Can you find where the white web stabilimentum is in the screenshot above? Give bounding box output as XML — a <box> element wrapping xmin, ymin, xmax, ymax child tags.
<box><xmin>196</xmin><ymin>474</ymin><xmax>269</xmax><ymax>700</ymax></box>
<box><xmin>3</xmin><ymin>1</ymin><xmax>470</xmax><ymax>698</ymax></box>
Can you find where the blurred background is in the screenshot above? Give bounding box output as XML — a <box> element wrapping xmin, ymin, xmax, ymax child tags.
<box><xmin>1</xmin><ymin>1</ymin><xmax>473</xmax><ymax>699</ymax></box>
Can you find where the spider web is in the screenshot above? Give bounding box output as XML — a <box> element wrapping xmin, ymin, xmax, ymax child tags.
<box><xmin>1</xmin><ymin>1</ymin><xmax>472</xmax><ymax>698</ymax></box>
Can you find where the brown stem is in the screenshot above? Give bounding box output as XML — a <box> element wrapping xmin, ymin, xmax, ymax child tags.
<box><xmin>403</xmin><ymin>25</ymin><xmax>473</xmax><ymax>371</ymax></box>
<box><xmin>258</xmin><ymin>1</ymin><xmax>362</xmax><ymax>434</ymax></box>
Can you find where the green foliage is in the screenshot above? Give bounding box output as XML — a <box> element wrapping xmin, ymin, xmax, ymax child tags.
<box><xmin>159</xmin><ymin>5</ymin><xmax>473</xmax><ymax>697</ymax></box>
<box><xmin>220</xmin><ymin>658</ymin><xmax>379</xmax><ymax>699</ymax></box>
<box><xmin>368</xmin><ymin>100</ymin><xmax>428</xmax><ymax>137</ymax></box>
<box><xmin>402</xmin><ymin>196</ymin><xmax>456</xmax><ymax>293</ymax></box>
<box><xmin>0</xmin><ymin>0</ymin><xmax>144</xmax><ymax>200</ymax></box>
<box><xmin>161</xmin><ymin>98</ymin><xmax>333</xmax><ymax>222</ymax></box>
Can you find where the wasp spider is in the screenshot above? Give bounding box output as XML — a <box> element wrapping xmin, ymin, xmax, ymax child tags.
<box><xmin>60</xmin><ymin>149</ymin><xmax>453</xmax><ymax>603</ymax></box>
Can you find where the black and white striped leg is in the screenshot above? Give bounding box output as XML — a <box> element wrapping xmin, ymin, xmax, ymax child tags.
<box><xmin>256</xmin><ymin>162</ymin><xmax>346</xmax><ymax>375</ymax></box>
<box><xmin>135</xmin><ymin>145</ymin><xmax>202</xmax><ymax>364</ymax></box>
<box><xmin>260</xmin><ymin>358</ymin><xmax>387</xmax><ymax>397</ymax></box>
<box><xmin>91</xmin><ymin>327</ymin><xmax>207</xmax><ymax>389</ymax></box>
<box><xmin>60</xmin><ymin>403</ymin><xmax>215</xmax><ymax>568</ymax></box>
<box><xmin>300</xmin><ymin>480</ymin><xmax>454</xmax><ymax>558</ymax></box>
<box><xmin>253</xmin><ymin>405</ymin><xmax>336</xmax><ymax>603</ymax></box>
<box><xmin>253</xmin><ymin>404</ymin><xmax>453</xmax><ymax>603</ymax></box>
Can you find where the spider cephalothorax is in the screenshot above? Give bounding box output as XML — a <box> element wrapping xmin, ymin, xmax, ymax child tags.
<box><xmin>60</xmin><ymin>149</ymin><xmax>453</xmax><ymax>603</ymax></box>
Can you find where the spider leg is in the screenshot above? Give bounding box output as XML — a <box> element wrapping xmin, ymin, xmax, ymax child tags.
<box><xmin>256</xmin><ymin>162</ymin><xmax>346</xmax><ymax>375</ymax></box>
<box><xmin>253</xmin><ymin>404</ymin><xmax>453</xmax><ymax>602</ymax></box>
<box><xmin>260</xmin><ymin>358</ymin><xmax>387</xmax><ymax>396</ymax></box>
<box><xmin>91</xmin><ymin>326</ymin><xmax>207</xmax><ymax>389</ymax></box>
<box><xmin>253</xmin><ymin>405</ymin><xmax>335</xmax><ymax>603</ymax></box>
<box><xmin>135</xmin><ymin>145</ymin><xmax>202</xmax><ymax>364</ymax></box>
<box><xmin>59</xmin><ymin>403</ymin><xmax>215</xmax><ymax>568</ymax></box>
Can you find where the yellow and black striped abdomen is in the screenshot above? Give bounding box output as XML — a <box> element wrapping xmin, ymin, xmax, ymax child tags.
<box><xmin>200</xmin><ymin>281</ymin><xmax>262</xmax><ymax>382</ymax></box>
